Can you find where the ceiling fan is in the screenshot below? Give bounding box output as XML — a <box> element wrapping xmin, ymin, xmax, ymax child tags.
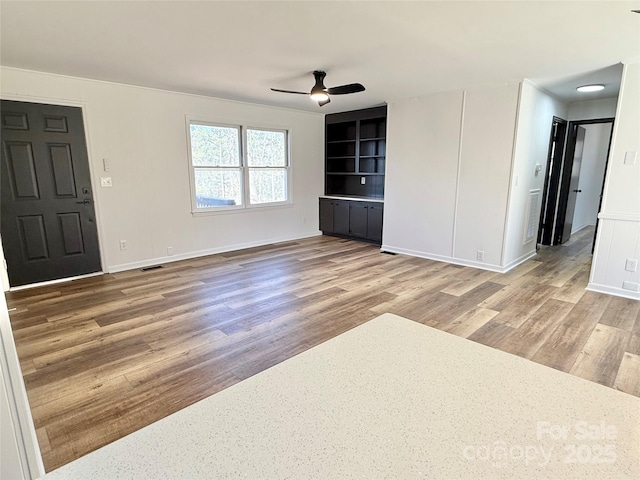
<box><xmin>271</xmin><ymin>70</ymin><xmax>365</xmax><ymax>106</ymax></box>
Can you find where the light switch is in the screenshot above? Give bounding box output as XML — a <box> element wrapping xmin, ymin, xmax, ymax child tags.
<box><xmin>100</xmin><ymin>177</ymin><xmax>113</xmax><ymax>187</ymax></box>
<box><xmin>103</xmin><ymin>158</ymin><xmax>110</xmax><ymax>172</ymax></box>
<box><xmin>624</xmin><ymin>151</ymin><xmax>637</xmax><ymax>165</ymax></box>
<box><xmin>360</xmin><ymin>177</ymin><xmax>366</xmax><ymax>185</ymax></box>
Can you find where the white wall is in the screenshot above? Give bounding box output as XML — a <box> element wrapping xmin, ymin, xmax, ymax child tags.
<box><xmin>0</xmin><ymin>67</ymin><xmax>324</xmax><ymax>279</ymax></box>
<box><xmin>455</xmin><ymin>84</ymin><xmax>520</xmax><ymax>267</ymax></box>
<box><xmin>571</xmin><ymin>123</ymin><xmax>612</xmax><ymax>233</ymax></box>
<box><xmin>589</xmin><ymin>61</ymin><xmax>640</xmax><ymax>299</ymax></box>
<box><xmin>568</xmin><ymin>97</ymin><xmax>618</xmax><ymax>120</ymax></box>
<box><xmin>383</xmin><ymin>82</ymin><xmax>520</xmax><ymax>271</ymax></box>
<box><xmin>382</xmin><ymin>91</ymin><xmax>463</xmax><ymax>258</ymax></box>
<box><xmin>502</xmin><ymin>82</ymin><xmax>568</xmax><ymax>268</ymax></box>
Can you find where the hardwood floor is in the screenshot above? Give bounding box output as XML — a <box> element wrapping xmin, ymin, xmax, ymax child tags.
<box><xmin>6</xmin><ymin>226</ymin><xmax>639</xmax><ymax>472</ymax></box>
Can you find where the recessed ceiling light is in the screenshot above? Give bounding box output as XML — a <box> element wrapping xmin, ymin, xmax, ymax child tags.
<box><xmin>576</xmin><ymin>84</ymin><xmax>605</xmax><ymax>93</ymax></box>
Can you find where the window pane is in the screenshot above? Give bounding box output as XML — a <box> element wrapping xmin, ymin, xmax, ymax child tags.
<box><xmin>249</xmin><ymin>169</ymin><xmax>287</xmax><ymax>204</ymax></box>
<box><xmin>247</xmin><ymin>129</ymin><xmax>286</xmax><ymax>167</ymax></box>
<box><xmin>194</xmin><ymin>168</ymin><xmax>242</xmax><ymax>207</ymax></box>
<box><xmin>190</xmin><ymin>124</ymin><xmax>240</xmax><ymax>167</ymax></box>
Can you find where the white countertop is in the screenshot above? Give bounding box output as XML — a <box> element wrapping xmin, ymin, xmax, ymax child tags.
<box><xmin>320</xmin><ymin>195</ymin><xmax>384</xmax><ymax>203</ymax></box>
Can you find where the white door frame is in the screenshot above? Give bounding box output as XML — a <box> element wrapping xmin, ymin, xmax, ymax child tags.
<box><xmin>0</xmin><ymin>273</ymin><xmax>45</xmax><ymax>479</ymax></box>
<box><xmin>0</xmin><ymin>94</ymin><xmax>108</xmax><ymax>291</ymax></box>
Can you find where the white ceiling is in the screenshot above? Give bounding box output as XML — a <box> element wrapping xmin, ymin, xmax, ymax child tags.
<box><xmin>1</xmin><ymin>1</ymin><xmax>638</xmax><ymax>113</ymax></box>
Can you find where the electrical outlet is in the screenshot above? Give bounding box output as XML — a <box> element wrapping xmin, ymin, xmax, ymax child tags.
<box><xmin>119</xmin><ymin>240</ymin><xmax>127</xmax><ymax>251</ymax></box>
<box><xmin>101</xmin><ymin>177</ymin><xmax>113</xmax><ymax>187</ymax></box>
<box><xmin>476</xmin><ymin>250</ymin><xmax>485</xmax><ymax>261</ymax></box>
<box><xmin>360</xmin><ymin>177</ymin><xmax>366</xmax><ymax>185</ymax></box>
<box><xmin>622</xmin><ymin>281</ymin><xmax>640</xmax><ymax>292</ymax></box>
<box><xmin>625</xmin><ymin>259</ymin><xmax>638</xmax><ymax>272</ymax></box>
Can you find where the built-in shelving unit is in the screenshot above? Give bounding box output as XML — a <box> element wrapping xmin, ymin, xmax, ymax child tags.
<box><xmin>321</xmin><ymin>106</ymin><xmax>387</xmax><ymax>244</ymax></box>
<box><xmin>324</xmin><ymin>106</ymin><xmax>387</xmax><ymax>199</ymax></box>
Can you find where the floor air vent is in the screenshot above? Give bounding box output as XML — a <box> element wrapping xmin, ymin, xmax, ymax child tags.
<box><xmin>140</xmin><ymin>265</ymin><xmax>163</xmax><ymax>272</ymax></box>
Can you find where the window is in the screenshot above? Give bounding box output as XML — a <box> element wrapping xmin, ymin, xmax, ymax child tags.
<box><xmin>187</xmin><ymin>120</ymin><xmax>290</xmax><ymax>212</ymax></box>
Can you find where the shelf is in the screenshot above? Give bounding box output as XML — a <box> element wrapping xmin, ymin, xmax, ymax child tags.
<box><xmin>327</xmin><ymin>139</ymin><xmax>356</xmax><ymax>144</ymax></box>
<box><xmin>360</xmin><ymin>118</ymin><xmax>387</xmax><ymax>140</ymax></box>
<box><xmin>359</xmin><ymin>155</ymin><xmax>385</xmax><ymax>159</ymax></box>
<box><xmin>360</xmin><ymin>136</ymin><xmax>386</xmax><ymax>141</ymax></box>
<box><xmin>327</xmin><ymin>156</ymin><xmax>356</xmax><ymax>160</ymax></box>
<box><xmin>326</xmin><ymin>121</ymin><xmax>356</xmax><ymax>142</ymax></box>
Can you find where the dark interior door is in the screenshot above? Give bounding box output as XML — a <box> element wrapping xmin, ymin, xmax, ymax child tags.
<box><xmin>557</xmin><ymin>126</ymin><xmax>586</xmax><ymax>244</ymax></box>
<box><xmin>538</xmin><ymin>117</ymin><xmax>567</xmax><ymax>246</ymax></box>
<box><xmin>1</xmin><ymin>100</ymin><xmax>101</xmax><ymax>287</ymax></box>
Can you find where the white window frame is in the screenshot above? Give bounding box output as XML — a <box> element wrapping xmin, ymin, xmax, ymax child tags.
<box><xmin>186</xmin><ymin>117</ymin><xmax>292</xmax><ymax>214</ymax></box>
<box><xmin>244</xmin><ymin>126</ymin><xmax>290</xmax><ymax>208</ymax></box>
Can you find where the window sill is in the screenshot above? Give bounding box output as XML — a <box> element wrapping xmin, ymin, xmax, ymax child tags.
<box><xmin>191</xmin><ymin>202</ymin><xmax>294</xmax><ymax>217</ymax></box>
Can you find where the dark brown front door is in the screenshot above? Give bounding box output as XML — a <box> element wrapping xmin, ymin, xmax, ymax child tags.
<box><xmin>1</xmin><ymin>100</ymin><xmax>101</xmax><ymax>287</ymax></box>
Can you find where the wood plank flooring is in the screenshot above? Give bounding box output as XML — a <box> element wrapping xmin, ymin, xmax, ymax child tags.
<box><xmin>6</xmin><ymin>226</ymin><xmax>640</xmax><ymax>472</ymax></box>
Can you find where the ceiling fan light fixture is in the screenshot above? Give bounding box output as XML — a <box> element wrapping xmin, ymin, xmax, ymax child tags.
<box><xmin>271</xmin><ymin>70</ymin><xmax>363</xmax><ymax>107</ymax></box>
<box><xmin>576</xmin><ymin>84</ymin><xmax>605</xmax><ymax>93</ymax></box>
<box><xmin>310</xmin><ymin>90</ymin><xmax>329</xmax><ymax>102</ymax></box>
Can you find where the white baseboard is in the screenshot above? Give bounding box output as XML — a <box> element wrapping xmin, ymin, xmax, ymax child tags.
<box><xmin>571</xmin><ymin>223</ymin><xmax>595</xmax><ymax>235</ymax></box>
<box><xmin>379</xmin><ymin>246</ymin><xmax>538</xmax><ymax>274</ymax></box>
<box><xmin>107</xmin><ymin>231</ymin><xmax>322</xmax><ymax>274</ymax></box>
<box><xmin>586</xmin><ymin>282</ymin><xmax>640</xmax><ymax>301</ymax></box>
<box><xmin>502</xmin><ymin>250</ymin><xmax>538</xmax><ymax>272</ymax></box>
<box><xmin>380</xmin><ymin>245</ymin><xmax>507</xmax><ymax>273</ymax></box>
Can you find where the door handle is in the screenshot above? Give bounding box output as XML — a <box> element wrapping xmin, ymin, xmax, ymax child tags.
<box><xmin>572</xmin><ymin>189</ymin><xmax>582</xmax><ymax>193</ymax></box>
<box><xmin>76</xmin><ymin>199</ymin><xmax>93</xmax><ymax>205</ymax></box>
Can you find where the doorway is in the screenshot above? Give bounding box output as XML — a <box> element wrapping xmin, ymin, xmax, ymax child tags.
<box><xmin>537</xmin><ymin>116</ymin><xmax>614</xmax><ymax>249</ymax></box>
<box><xmin>1</xmin><ymin>100</ymin><xmax>102</xmax><ymax>287</ymax></box>
<box><xmin>556</xmin><ymin>118</ymin><xmax>614</xmax><ymax>248</ymax></box>
<box><xmin>538</xmin><ymin>117</ymin><xmax>567</xmax><ymax>245</ymax></box>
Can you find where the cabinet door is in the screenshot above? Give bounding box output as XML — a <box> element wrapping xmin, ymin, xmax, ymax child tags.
<box><xmin>367</xmin><ymin>203</ymin><xmax>384</xmax><ymax>243</ymax></box>
<box><xmin>319</xmin><ymin>199</ymin><xmax>334</xmax><ymax>232</ymax></box>
<box><xmin>349</xmin><ymin>203</ymin><xmax>368</xmax><ymax>238</ymax></box>
<box><xmin>333</xmin><ymin>200</ymin><xmax>350</xmax><ymax>235</ymax></box>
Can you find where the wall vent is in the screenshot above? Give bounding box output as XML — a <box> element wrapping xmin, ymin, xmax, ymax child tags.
<box><xmin>523</xmin><ymin>189</ymin><xmax>541</xmax><ymax>245</ymax></box>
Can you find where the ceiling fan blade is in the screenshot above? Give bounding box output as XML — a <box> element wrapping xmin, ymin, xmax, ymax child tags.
<box><xmin>318</xmin><ymin>97</ymin><xmax>331</xmax><ymax>107</ymax></box>
<box><xmin>270</xmin><ymin>88</ymin><xmax>308</xmax><ymax>95</ymax></box>
<box><xmin>326</xmin><ymin>83</ymin><xmax>365</xmax><ymax>95</ymax></box>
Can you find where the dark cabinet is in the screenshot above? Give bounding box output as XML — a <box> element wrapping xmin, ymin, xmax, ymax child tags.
<box><xmin>366</xmin><ymin>203</ymin><xmax>384</xmax><ymax>243</ymax></box>
<box><xmin>333</xmin><ymin>200</ymin><xmax>350</xmax><ymax>235</ymax></box>
<box><xmin>322</xmin><ymin>106</ymin><xmax>386</xmax><ymax>245</ymax></box>
<box><xmin>319</xmin><ymin>198</ymin><xmax>383</xmax><ymax>244</ymax></box>
<box><xmin>349</xmin><ymin>203</ymin><xmax>369</xmax><ymax>238</ymax></box>
<box><xmin>319</xmin><ymin>198</ymin><xmax>350</xmax><ymax>235</ymax></box>
<box><xmin>319</xmin><ymin>198</ymin><xmax>334</xmax><ymax>233</ymax></box>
